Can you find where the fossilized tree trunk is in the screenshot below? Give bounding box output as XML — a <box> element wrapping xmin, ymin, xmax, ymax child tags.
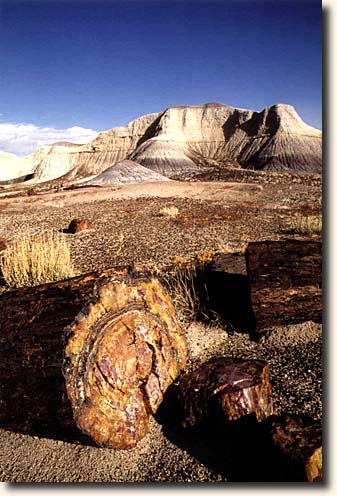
<box><xmin>0</xmin><ymin>239</ymin><xmax>322</xmax><ymax>446</ymax></box>
<box><xmin>63</xmin><ymin>276</ymin><xmax>187</xmax><ymax>449</ymax></box>
<box><xmin>178</xmin><ymin>357</ymin><xmax>273</xmax><ymax>428</ymax></box>
<box><xmin>265</xmin><ymin>414</ymin><xmax>322</xmax><ymax>482</ymax></box>
<box><xmin>0</xmin><ymin>269</ymin><xmax>108</xmax><ymax>437</ymax></box>
<box><xmin>246</xmin><ymin>239</ymin><xmax>322</xmax><ymax>331</ymax></box>
<box><xmin>0</xmin><ymin>265</ymin><xmax>187</xmax><ymax>447</ymax></box>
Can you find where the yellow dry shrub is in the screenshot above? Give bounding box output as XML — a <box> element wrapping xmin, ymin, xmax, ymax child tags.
<box><xmin>172</xmin><ymin>254</ymin><xmax>190</xmax><ymax>267</ymax></box>
<box><xmin>289</xmin><ymin>215</ymin><xmax>322</xmax><ymax>236</ymax></box>
<box><xmin>0</xmin><ymin>231</ymin><xmax>76</xmax><ymax>288</ymax></box>
<box><xmin>159</xmin><ymin>206</ymin><xmax>180</xmax><ymax>218</ymax></box>
<box><xmin>162</xmin><ymin>256</ymin><xmax>203</xmax><ymax>321</ymax></box>
<box><xmin>278</xmin><ymin>214</ymin><xmax>322</xmax><ymax>236</ymax></box>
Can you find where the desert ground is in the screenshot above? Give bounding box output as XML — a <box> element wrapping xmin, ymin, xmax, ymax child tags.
<box><xmin>0</xmin><ymin>169</ymin><xmax>322</xmax><ymax>482</ymax></box>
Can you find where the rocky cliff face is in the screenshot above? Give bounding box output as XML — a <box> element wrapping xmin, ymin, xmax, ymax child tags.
<box><xmin>56</xmin><ymin>112</ymin><xmax>162</xmax><ymax>182</ymax></box>
<box><xmin>0</xmin><ymin>102</ymin><xmax>322</xmax><ymax>183</ymax></box>
<box><xmin>228</xmin><ymin>104</ymin><xmax>322</xmax><ymax>172</ymax></box>
<box><xmin>30</xmin><ymin>143</ymin><xmax>85</xmax><ymax>181</ymax></box>
<box><xmin>130</xmin><ymin>103</ymin><xmax>321</xmax><ymax>174</ymax></box>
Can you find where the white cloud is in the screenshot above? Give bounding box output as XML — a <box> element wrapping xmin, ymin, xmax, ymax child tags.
<box><xmin>0</xmin><ymin>121</ymin><xmax>99</xmax><ymax>156</ymax></box>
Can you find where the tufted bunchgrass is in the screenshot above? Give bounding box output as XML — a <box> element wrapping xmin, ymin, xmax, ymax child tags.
<box><xmin>159</xmin><ymin>206</ymin><xmax>180</xmax><ymax>219</ymax></box>
<box><xmin>0</xmin><ymin>231</ymin><xmax>76</xmax><ymax>288</ymax></box>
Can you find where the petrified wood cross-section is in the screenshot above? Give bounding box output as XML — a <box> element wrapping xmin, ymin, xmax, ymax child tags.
<box><xmin>178</xmin><ymin>357</ymin><xmax>273</xmax><ymax>428</ymax></box>
<box><xmin>63</xmin><ymin>276</ymin><xmax>188</xmax><ymax>449</ymax></box>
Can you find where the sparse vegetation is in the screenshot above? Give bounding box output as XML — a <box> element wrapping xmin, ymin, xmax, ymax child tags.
<box><xmin>197</xmin><ymin>250</ymin><xmax>216</xmax><ymax>265</ymax></box>
<box><xmin>165</xmin><ymin>263</ymin><xmax>200</xmax><ymax>320</ymax></box>
<box><xmin>0</xmin><ymin>231</ymin><xmax>76</xmax><ymax>288</ymax></box>
<box><xmin>160</xmin><ymin>255</ymin><xmax>209</xmax><ymax>321</ymax></box>
<box><xmin>159</xmin><ymin>206</ymin><xmax>180</xmax><ymax>219</ymax></box>
<box><xmin>279</xmin><ymin>215</ymin><xmax>322</xmax><ymax>236</ymax></box>
<box><xmin>291</xmin><ymin>215</ymin><xmax>322</xmax><ymax>235</ymax></box>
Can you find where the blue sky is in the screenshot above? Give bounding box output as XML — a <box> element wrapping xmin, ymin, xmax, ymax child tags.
<box><xmin>0</xmin><ymin>0</ymin><xmax>322</xmax><ymax>155</ymax></box>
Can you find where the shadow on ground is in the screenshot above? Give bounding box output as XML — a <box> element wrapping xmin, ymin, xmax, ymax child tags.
<box><xmin>154</xmin><ymin>383</ymin><xmax>308</xmax><ymax>482</ymax></box>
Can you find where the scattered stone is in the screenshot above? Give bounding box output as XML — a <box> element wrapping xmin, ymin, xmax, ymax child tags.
<box><xmin>178</xmin><ymin>357</ymin><xmax>273</xmax><ymax>428</ymax></box>
<box><xmin>67</xmin><ymin>218</ymin><xmax>94</xmax><ymax>234</ymax></box>
<box><xmin>63</xmin><ymin>276</ymin><xmax>188</xmax><ymax>449</ymax></box>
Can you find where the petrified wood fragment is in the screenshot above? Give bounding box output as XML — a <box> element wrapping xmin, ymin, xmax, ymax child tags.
<box><xmin>265</xmin><ymin>414</ymin><xmax>322</xmax><ymax>482</ymax></box>
<box><xmin>63</xmin><ymin>276</ymin><xmax>188</xmax><ymax>449</ymax></box>
<box><xmin>67</xmin><ymin>218</ymin><xmax>94</xmax><ymax>234</ymax></box>
<box><xmin>178</xmin><ymin>357</ymin><xmax>273</xmax><ymax>428</ymax></box>
<box><xmin>246</xmin><ymin>240</ymin><xmax>322</xmax><ymax>331</ymax></box>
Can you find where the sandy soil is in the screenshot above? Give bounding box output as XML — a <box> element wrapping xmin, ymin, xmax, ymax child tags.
<box><xmin>0</xmin><ymin>174</ymin><xmax>322</xmax><ymax>482</ymax></box>
<box><xmin>0</xmin><ymin>321</ymin><xmax>322</xmax><ymax>483</ymax></box>
<box><xmin>0</xmin><ymin>178</ymin><xmax>321</xmax><ymax>274</ymax></box>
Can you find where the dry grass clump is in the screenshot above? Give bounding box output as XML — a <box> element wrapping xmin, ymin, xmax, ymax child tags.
<box><xmin>0</xmin><ymin>231</ymin><xmax>76</xmax><ymax>288</ymax></box>
<box><xmin>160</xmin><ymin>255</ymin><xmax>206</xmax><ymax>321</ymax></box>
<box><xmin>159</xmin><ymin>206</ymin><xmax>180</xmax><ymax>219</ymax></box>
<box><xmin>279</xmin><ymin>215</ymin><xmax>322</xmax><ymax>236</ymax></box>
<box><xmin>290</xmin><ymin>215</ymin><xmax>322</xmax><ymax>235</ymax></box>
<box><xmin>197</xmin><ymin>250</ymin><xmax>216</xmax><ymax>265</ymax></box>
<box><xmin>166</xmin><ymin>265</ymin><xmax>200</xmax><ymax>321</ymax></box>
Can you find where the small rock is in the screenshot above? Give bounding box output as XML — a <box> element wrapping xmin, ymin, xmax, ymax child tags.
<box><xmin>67</xmin><ymin>218</ymin><xmax>94</xmax><ymax>234</ymax></box>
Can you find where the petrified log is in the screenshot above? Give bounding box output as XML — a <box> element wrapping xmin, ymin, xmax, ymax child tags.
<box><xmin>246</xmin><ymin>240</ymin><xmax>322</xmax><ymax>331</ymax></box>
<box><xmin>0</xmin><ymin>264</ymin><xmax>172</xmax><ymax>440</ymax></box>
<box><xmin>264</xmin><ymin>414</ymin><xmax>322</xmax><ymax>482</ymax></box>
<box><xmin>0</xmin><ymin>270</ymin><xmax>104</xmax><ymax>436</ymax></box>
<box><xmin>63</xmin><ymin>276</ymin><xmax>187</xmax><ymax>449</ymax></box>
<box><xmin>178</xmin><ymin>357</ymin><xmax>273</xmax><ymax>428</ymax></box>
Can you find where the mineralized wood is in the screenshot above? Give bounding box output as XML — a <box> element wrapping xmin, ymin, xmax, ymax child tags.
<box><xmin>67</xmin><ymin>218</ymin><xmax>94</xmax><ymax>233</ymax></box>
<box><xmin>178</xmin><ymin>357</ymin><xmax>273</xmax><ymax>428</ymax></box>
<box><xmin>265</xmin><ymin>414</ymin><xmax>322</xmax><ymax>482</ymax></box>
<box><xmin>246</xmin><ymin>240</ymin><xmax>322</xmax><ymax>331</ymax></box>
<box><xmin>0</xmin><ymin>265</ymin><xmax>148</xmax><ymax>436</ymax></box>
<box><xmin>63</xmin><ymin>276</ymin><xmax>187</xmax><ymax>449</ymax></box>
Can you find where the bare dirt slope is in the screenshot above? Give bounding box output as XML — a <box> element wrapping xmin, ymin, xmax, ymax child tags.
<box><xmin>0</xmin><ymin>173</ymin><xmax>322</xmax><ymax>482</ymax></box>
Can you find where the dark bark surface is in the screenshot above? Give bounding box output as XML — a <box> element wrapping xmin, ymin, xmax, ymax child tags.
<box><xmin>264</xmin><ymin>414</ymin><xmax>322</xmax><ymax>482</ymax></box>
<box><xmin>246</xmin><ymin>239</ymin><xmax>322</xmax><ymax>331</ymax></box>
